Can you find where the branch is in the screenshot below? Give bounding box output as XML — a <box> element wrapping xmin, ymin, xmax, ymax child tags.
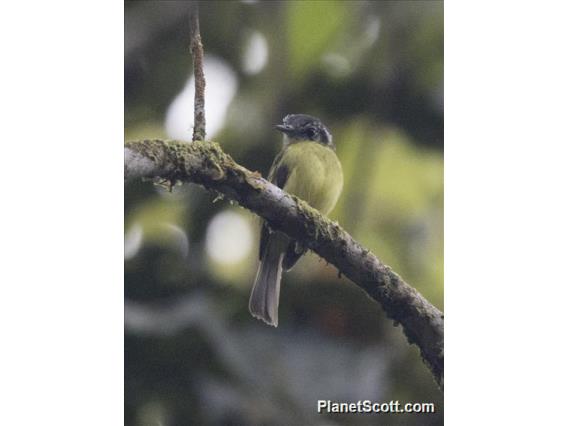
<box><xmin>124</xmin><ymin>139</ymin><xmax>444</xmax><ymax>388</ymax></box>
<box><xmin>189</xmin><ymin>2</ymin><xmax>206</xmax><ymax>141</ymax></box>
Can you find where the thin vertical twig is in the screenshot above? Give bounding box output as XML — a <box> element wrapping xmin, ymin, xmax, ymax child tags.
<box><xmin>190</xmin><ymin>1</ymin><xmax>206</xmax><ymax>141</ymax></box>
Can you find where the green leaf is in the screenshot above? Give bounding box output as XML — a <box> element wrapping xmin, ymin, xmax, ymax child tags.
<box><xmin>287</xmin><ymin>0</ymin><xmax>351</xmax><ymax>80</ymax></box>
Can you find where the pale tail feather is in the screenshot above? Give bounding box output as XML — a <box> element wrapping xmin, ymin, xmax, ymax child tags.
<box><xmin>249</xmin><ymin>237</ymin><xmax>285</xmax><ymax>327</ymax></box>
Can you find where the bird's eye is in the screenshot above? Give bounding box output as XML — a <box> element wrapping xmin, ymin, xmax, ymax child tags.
<box><xmin>306</xmin><ymin>127</ymin><xmax>317</xmax><ymax>139</ymax></box>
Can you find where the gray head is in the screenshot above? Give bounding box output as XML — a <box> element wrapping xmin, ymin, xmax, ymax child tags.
<box><xmin>274</xmin><ymin>114</ymin><xmax>334</xmax><ymax>148</ymax></box>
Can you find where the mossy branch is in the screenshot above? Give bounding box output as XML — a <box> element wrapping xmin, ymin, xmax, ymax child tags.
<box><xmin>124</xmin><ymin>139</ymin><xmax>444</xmax><ymax>388</ymax></box>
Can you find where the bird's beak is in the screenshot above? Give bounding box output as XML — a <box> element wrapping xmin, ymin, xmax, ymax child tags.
<box><xmin>274</xmin><ymin>124</ymin><xmax>293</xmax><ymax>134</ymax></box>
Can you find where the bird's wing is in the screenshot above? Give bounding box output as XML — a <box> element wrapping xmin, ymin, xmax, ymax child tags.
<box><xmin>259</xmin><ymin>150</ymin><xmax>290</xmax><ymax>260</ymax></box>
<box><xmin>267</xmin><ymin>149</ymin><xmax>289</xmax><ymax>187</ymax></box>
<box><xmin>282</xmin><ymin>241</ymin><xmax>305</xmax><ymax>271</ymax></box>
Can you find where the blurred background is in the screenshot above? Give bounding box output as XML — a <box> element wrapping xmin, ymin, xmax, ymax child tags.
<box><xmin>125</xmin><ymin>1</ymin><xmax>443</xmax><ymax>425</ymax></box>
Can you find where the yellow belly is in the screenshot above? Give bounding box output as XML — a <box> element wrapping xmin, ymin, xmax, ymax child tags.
<box><xmin>279</xmin><ymin>142</ymin><xmax>343</xmax><ymax>215</ymax></box>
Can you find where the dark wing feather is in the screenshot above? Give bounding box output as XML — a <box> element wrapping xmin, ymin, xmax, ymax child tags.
<box><xmin>266</xmin><ymin>148</ymin><xmax>304</xmax><ymax>269</ymax></box>
<box><xmin>258</xmin><ymin>222</ymin><xmax>269</xmax><ymax>260</ymax></box>
<box><xmin>282</xmin><ymin>242</ymin><xmax>306</xmax><ymax>271</ymax></box>
<box><xmin>268</xmin><ymin>150</ymin><xmax>289</xmax><ymax>188</ymax></box>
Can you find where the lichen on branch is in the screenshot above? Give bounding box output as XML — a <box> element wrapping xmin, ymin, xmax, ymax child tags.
<box><xmin>124</xmin><ymin>139</ymin><xmax>444</xmax><ymax>388</ymax></box>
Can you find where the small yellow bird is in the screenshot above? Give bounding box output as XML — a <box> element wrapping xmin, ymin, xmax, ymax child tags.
<box><xmin>249</xmin><ymin>114</ymin><xmax>343</xmax><ymax>326</ymax></box>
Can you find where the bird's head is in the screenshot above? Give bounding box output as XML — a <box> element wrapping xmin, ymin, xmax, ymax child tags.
<box><xmin>274</xmin><ymin>114</ymin><xmax>334</xmax><ymax>149</ymax></box>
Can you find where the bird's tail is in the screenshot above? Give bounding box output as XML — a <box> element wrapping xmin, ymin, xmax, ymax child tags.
<box><xmin>249</xmin><ymin>233</ymin><xmax>287</xmax><ymax>327</ymax></box>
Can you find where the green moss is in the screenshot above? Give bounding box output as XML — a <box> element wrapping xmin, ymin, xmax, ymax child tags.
<box><xmin>125</xmin><ymin>139</ymin><xmax>167</xmax><ymax>164</ymax></box>
<box><xmin>125</xmin><ymin>139</ymin><xmax>239</xmax><ymax>182</ymax></box>
<box><xmin>288</xmin><ymin>194</ymin><xmax>341</xmax><ymax>244</ymax></box>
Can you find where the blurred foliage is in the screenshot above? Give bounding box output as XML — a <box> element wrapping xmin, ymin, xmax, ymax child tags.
<box><xmin>287</xmin><ymin>1</ymin><xmax>352</xmax><ymax>80</ymax></box>
<box><xmin>125</xmin><ymin>1</ymin><xmax>443</xmax><ymax>426</ymax></box>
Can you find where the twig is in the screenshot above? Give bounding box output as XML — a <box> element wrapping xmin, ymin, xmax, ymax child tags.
<box><xmin>189</xmin><ymin>1</ymin><xmax>206</xmax><ymax>141</ymax></box>
<box><xmin>124</xmin><ymin>139</ymin><xmax>444</xmax><ymax>388</ymax></box>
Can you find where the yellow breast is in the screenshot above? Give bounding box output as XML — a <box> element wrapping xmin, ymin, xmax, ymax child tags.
<box><xmin>279</xmin><ymin>141</ymin><xmax>343</xmax><ymax>215</ymax></box>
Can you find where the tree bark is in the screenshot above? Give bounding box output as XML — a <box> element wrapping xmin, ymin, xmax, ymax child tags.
<box><xmin>124</xmin><ymin>139</ymin><xmax>444</xmax><ymax>388</ymax></box>
<box><xmin>189</xmin><ymin>2</ymin><xmax>206</xmax><ymax>141</ymax></box>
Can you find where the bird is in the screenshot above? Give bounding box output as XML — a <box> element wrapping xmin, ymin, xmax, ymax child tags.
<box><xmin>249</xmin><ymin>114</ymin><xmax>344</xmax><ymax>327</ymax></box>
